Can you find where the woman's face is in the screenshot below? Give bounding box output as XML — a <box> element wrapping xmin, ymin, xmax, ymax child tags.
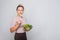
<box><xmin>16</xmin><ymin>7</ymin><xmax>24</xmax><ymax>17</ymax></box>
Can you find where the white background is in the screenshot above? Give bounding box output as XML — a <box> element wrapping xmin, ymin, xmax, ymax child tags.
<box><xmin>0</xmin><ymin>0</ymin><xmax>60</xmax><ymax>40</ymax></box>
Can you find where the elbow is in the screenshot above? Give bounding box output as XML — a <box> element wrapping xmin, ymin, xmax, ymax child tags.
<box><xmin>10</xmin><ymin>27</ymin><xmax>14</xmax><ymax>33</ymax></box>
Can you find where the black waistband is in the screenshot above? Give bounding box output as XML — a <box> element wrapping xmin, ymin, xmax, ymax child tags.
<box><xmin>15</xmin><ymin>32</ymin><xmax>26</xmax><ymax>34</ymax></box>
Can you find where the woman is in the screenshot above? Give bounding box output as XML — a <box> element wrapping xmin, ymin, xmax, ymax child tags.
<box><xmin>10</xmin><ymin>4</ymin><xmax>27</xmax><ymax>40</ymax></box>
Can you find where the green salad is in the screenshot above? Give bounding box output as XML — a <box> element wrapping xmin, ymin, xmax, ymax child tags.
<box><xmin>23</xmin><ymin>24</ymin><xmax>32</xmax><ymax>31</ymax></box>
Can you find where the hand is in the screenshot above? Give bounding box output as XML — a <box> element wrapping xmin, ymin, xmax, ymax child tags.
<box><xmin>16</xmin><ymin>20</ymin><xmax>21</xmax><ymax>25</ymax></box>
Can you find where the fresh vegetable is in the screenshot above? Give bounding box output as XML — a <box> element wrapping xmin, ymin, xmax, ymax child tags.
<box><xmin>23</xmin><ymin>24</ymin><xmax>32</xmax><ymax>31</ymax></box>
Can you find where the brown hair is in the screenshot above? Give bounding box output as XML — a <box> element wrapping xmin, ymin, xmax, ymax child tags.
<box><xmin>16</xmin><ymin>4</ymin><xmax>24</xmax><ymax>10</ymax></box>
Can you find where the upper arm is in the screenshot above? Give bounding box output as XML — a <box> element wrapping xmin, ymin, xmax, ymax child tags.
<box><xmin>10</xmin><ymin>17</ymin><xmax>17</xmax><ymax>32</ymax></box>
<box><xmin>11</xmin><ymin>17</ymin><xmax>17</xmax><ymax>27</ymax></box>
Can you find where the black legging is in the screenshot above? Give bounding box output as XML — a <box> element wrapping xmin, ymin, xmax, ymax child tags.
<box><xmin>14</xmin><ymin>32</ymin><xmax>27</xmax><ymax>40</ymax></box>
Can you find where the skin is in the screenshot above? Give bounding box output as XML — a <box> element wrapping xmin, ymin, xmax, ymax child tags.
<box><xmin>17</xmin><ymin>7</ymin><xmax>24</xmax><ymax>17</ymax></box>
<box><xmin>10</xmin><ymin>7</ymin><xmax>24</xmax><ymax>33</ymax></box>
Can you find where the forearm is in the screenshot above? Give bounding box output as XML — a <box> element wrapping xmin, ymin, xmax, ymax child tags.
<box><xmin>10</xmin><ymin>23</ymin><xmax>21</xmax><ymax>33</ymax></box>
